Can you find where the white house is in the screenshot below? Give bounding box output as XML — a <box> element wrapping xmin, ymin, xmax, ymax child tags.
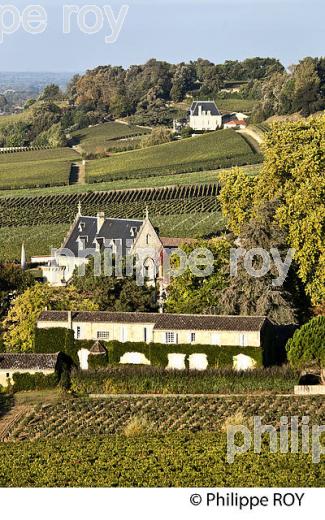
<box><xmin>189</xmin><ymin>101</ymin><xmax>223</xmax><ymax>131</ymax></box>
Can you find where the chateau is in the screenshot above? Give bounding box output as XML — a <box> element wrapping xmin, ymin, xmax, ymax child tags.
<box><xmin>35</xmin><ymin>205</ymin><xmax>193</xmax><ymax>287</ymax></box>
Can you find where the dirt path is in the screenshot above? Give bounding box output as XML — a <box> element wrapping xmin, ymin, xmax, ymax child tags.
<box><xmin>69</xmin><ymin>161</ymin><xmax>86</xmax><ymax>185</ymax></box>
<box><xmin>238</xmin><ymin>127</ymin><xmax>264</xmax><ymax>146</ymax></box>
<box><xmin>0</xmin><ymin>405</ymin><xmax>32</xmax><ymax>442</ymax></box>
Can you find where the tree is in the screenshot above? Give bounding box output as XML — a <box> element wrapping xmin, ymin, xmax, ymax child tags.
<box><xmin>71</xmin><ymin>260</ymin><xmax>158</xmax><ymax>313</ymax></box>
<box><xmin>286</xmin><ymin>316</ymin><xmax>325</xmax><ymax>373</ymax></box>
<box><xmin>291</xmin><ymin>57</ymin><xmax>323</xmax><ymax>116</ymax></box>
<box><xmin>0</xmin><ymin>263</ymin><xmax>34</xmax><ymax>319</ymax></box>
<box><xmin>40</xmin><ymin>84</ymin><xmax>62</xmax><ymax>101</ymax></box>
<box><xmin>33</xmin><ymin>123</ymin><xmax>67</xmax><ymax>148</ymax></box>
<box><xmin>217</xmin><ymin>202</ymin><xmax>305</xmax><ymax>325</ymax></box>
<box><xmin>255</xmin><ymin>117</ymin><xmax>325</xmax><ymax>305</ymax></box>
<box><xmin>3</xmin><ymin>284</ymin><xmax>98</xmax><ymax>352</ymax></box>
<box><xmin>219</xmin><ymin>168</ymin><xmax>256</xmax><ymax>235</ymax></box>
<box><xmin>165</xmin><ymin>239</ymin><xmax>231</xmax><ymax>314</ymax></box>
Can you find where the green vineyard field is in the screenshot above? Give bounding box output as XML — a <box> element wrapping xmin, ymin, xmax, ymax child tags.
<box><xmin>0</xmin><ymin>147</ymin><xmax>80</xmax><ymax>190</ymax></box>
<box><xmin>0</xmin><ymin>183</ymin><xmax>220</xmax><ymax>227</ymax></box>
<box><xmin>86</xmin><ymin>130</ymin><xmax>262</xmax><ymax>183</ymax></box>
<box><xmin>71</xmin><ymin>121</ymin><xmax>150</xmax><ymax>154</ymax></box>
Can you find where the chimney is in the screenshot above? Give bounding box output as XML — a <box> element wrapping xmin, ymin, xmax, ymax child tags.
<box><xmin>67</xmin><ymin>311</ymin><xmax>72</xmax><ymax>329</ymax></box>
<box><xmin>97</xmin><ymin>212</ymin><xmax>105</xmax><ymax>233</ymax></box>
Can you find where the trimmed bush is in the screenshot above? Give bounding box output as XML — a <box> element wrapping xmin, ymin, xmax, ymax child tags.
<box><xmin>12</xmin><ymin>372</ymin><xmax>59</xmax><ymax>392</ymax></box>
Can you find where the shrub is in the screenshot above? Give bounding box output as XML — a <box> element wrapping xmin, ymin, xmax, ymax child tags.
<box><xmin>286</xmin><ymin>316</ymin><xmax>325</xmax><ymax>369</ymax></box>
<box><xmin>123</xmin><ymin>415</ymin><xmax>155</xmax><ymax>437</ymax></box>
<box><xmin>12</xmin><ymin>372</ymin><xmax>59</xmax><ymax>392</ymax></box>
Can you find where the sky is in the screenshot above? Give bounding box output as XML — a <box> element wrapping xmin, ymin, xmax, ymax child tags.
<box><xmin>0</xmin><ymin>0</ymin><xmax>324</xmax><ymax>72</ymax></box>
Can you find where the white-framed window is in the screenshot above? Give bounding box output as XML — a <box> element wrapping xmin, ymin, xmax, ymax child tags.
<box><xmin>240</xmin><ymin>334</ymin><xmax>246</xmax><ymax>347</ymax></box>
<box><xmin>78</xmin><ymin>237</ymin><xmax>86</xmax><ymax>251</ymax></box>
<box><xmin>6</xmin><ymin>373</ymin><xmax>9</xmax><ymax>378</ymax></box>
<box><xmin>112</xmin><ymin>239</ymin><xmax>122</xmax><ymax>254</ymax></box>
<box><xmin>165</xmin><ymin>331</ymin><xmax>177</xmax><ymax>344</ymax></box>
<box><xmin>97</xmin><ymin>331</ymin><xmax>109</xmax><ymax>340</ymax></box>
<box><xmin>130</xmin><ymin>227</ymin><xmax>137</xmax><ymax>237</ymax></box>
<box><xmin>146</xmin><ymin>234</ymin><xmax>150</xmax><ymax>245</ymax></box>
<box><xmin>76</xmin><ymin>326</ymin><xmax>81</xmax><ymax>339</ymax></box>
<box><xmin>190</xmin><ymin>332</ymin><xmax>196</xmax><ymax>344</ymax></box>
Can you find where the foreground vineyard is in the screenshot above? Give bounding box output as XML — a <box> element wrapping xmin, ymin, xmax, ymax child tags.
<box><xmin>7</xmin><ymin>395</ymin><xmax>325</xmax><ymax>441</ymax></box>
<box><xmin>0</xmin><ymin>183</ymin><xmax>220</xmax><ymax>227</ymax></box>
<box><xmin>0</xmin><ymin>433</ymin><xmax>323</xmax><ymax>487</ymax></box>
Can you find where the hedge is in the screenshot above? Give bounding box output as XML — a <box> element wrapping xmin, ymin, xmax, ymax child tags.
<box><xmin>35</xmin><ymin>328</ymin><xmax>79</xmax><ymax>367</ymax></box>
<box><xmin>12</xmin><ymin>372</ymin><xmax>59</xmax><ymax>392</ymax></box>
<box><xmin>82</xmin><ymin>340</ymin><xmax>263</xmax><ymax>369</ymax></box>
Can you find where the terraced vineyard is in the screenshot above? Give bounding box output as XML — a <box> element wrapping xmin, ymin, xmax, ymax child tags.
<box><xmin>71</xmin><ymin>121</ymin><xmax>150</xmax><ymax>154</ymax></box>
<box><xmin>7</xmin><ymin>395</ymin><xmax>325</xmax><ymax>441</ymax></box>
<box><xmin>86</xmin><ymin>130</ymin><xmax>262</xmax><ymax>183</ymax></box>
<box><xmin>0</xmin><ymin>147</ymin><xmax>80</xmax><ymax>189</ymax></box>
<box><xmin>0</xmin><ymin>183</ymin><xmax>220</xmax><ymax>227</ymax></box>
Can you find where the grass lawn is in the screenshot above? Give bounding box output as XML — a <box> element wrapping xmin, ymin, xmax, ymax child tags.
<box><xmin>87</xmin><ymin>130</ymin><xmax>260</xmax><ymax>183</ymax></box>
<box><xmin>0</xmin><ymin>148</ymin><xmax>80</xmax><ymax>190</ymax></box>
<box><xmin>71</xmin><ymin>121</ymin><xmax>150</xmax><ymax>154</ymax></box>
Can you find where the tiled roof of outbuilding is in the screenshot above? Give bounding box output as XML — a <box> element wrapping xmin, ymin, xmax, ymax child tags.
<box><xmin>0</xmin><ymin>353</ymin><xmax>60</xmax><ymax>370</ymax></box>
<box><xmin>38</xmin><ymin>311</ymin><xmax>269</xmax><ymax>331</ymax></box>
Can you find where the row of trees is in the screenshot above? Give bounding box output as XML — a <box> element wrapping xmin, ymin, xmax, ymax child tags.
<box><xmin>251</xmin><ymin>57</ymin><xmax>325</xmax><ymax>120</ymax></box>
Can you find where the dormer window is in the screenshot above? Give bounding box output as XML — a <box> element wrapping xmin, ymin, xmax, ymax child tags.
<box><xmin>130</xmin><ymin>227</ymin><xmax>137</xmax><ymax>237</ymax></box>
<box><xmin>78</xmin><ymin>222</ymin><xmax>85</xmax><ymax>232</ymax></box>
<box><xmin>78</xmin><ymin>236</ymin><xmax>87</xmax><ymax>251</ymax></box>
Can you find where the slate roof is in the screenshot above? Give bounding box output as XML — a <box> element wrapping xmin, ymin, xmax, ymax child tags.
<box><xmin>62</xmin><ymin>216</ymin><xmax>144</xmax><ymax>256</ymax></box>
<box><xmin>190</xmin><ymin>101</ymin><xmax>220</xmax><ymax>116</ymax></box>
<box><xmin>38</xmin><ymin>311</ymin><xmax>268</xmax><ymax>332</ymax></box>
<box><xmin>0</xmin><ymin>353</ymin><xmax>60</xmax><ymax>370</ymax></box>
<box><xmin>153</xmin><ymin>314</ymin><xmax>267</xmax><ymax>332</ymax></box>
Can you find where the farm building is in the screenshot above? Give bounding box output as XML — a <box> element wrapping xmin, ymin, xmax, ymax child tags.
<box><xmin>0</xmin><ymin>352</ymin><xmax>60</xmax><ymax>387</ymax></box>
<box><xmin>35</xmin><ymin>205</ymin><xmax>194</xmax><ymax>288</ymax></box>
<box><xmin>223</xmin><ymin>119</ymin><xmax>247</xmax><ymax>130</ymax></box>
<box><xmin>37</xmin><ymin>311</ymin><xmax>275</xmax><ymax>370</ymax></box>
<box><xmin>189</xmin><ymin>101</ymin><xmax>223</xmax><ymax>131</ymax></box>
<box><xmin>38</xmin><ymin>310</ymin><xmax>272</xmax><ymax>347</ymax></box>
